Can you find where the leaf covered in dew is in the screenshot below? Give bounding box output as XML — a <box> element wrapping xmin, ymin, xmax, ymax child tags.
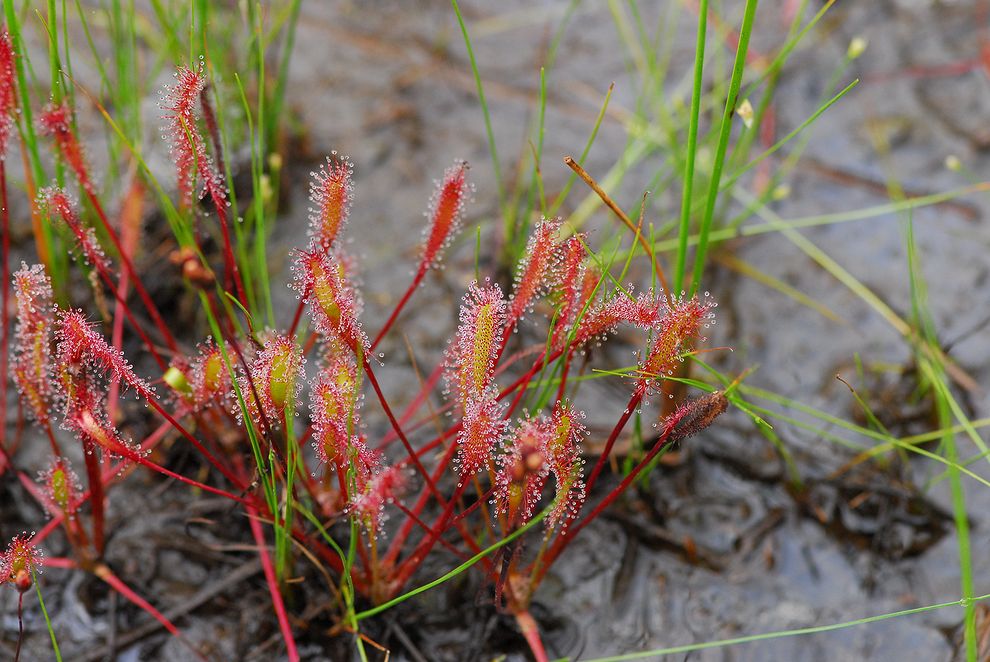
<box><xmin>39</xmin><ymin>187</ymin><xmax>111</xmax><ymax>274</ymax></box>
<box><xmin>348</xmin><ymin>464</ymin><xmax>407</xmax><ymax>537</ymax></box>
<box><xmin>237</xmin><ymin>333</ymin><xmax>304</xmax><ymax>427</ymax></box>
<box><xmin>160</xmin><ymin>62</ymin><xmax>226</xmax><ymax>209</ymax></box>
<box><xmin>490</xmin><ymin>403</ymin><xmax>588</xmax><ymax>531</ymax></box>
<box><xmin>167</xmin><ymin>340</ymin><xmax>233</xmax><ymax>412</ymax></box>
<box><xmin>420</xmin><ymin>160</ymin><xmax>471</xmax><ymax>272</ymax></box>
<box><xmin>39</xmin><ymin>102</ymin><xmax>95</xmax><ymax>193</ymax></box>
<box><xmin>12</xmin><ymin>263</ymin><xmax>54</xmax><ymax>424</ymax></box>
<box><xmin>291</xmin><ymin>248</ymin><xmax>369</xmax><ymax>355</ymax></box>
<box><xmin>310</xmin><ymin>353</ymin><xmax>367</xmax><ymax>467</ymax></box>
<box><xmin>636</xmin><ymin>293</ymin><xmax>717</xmax><ymax>397</ymax></box>
<box><xmin>308</xmin><ymin>152</ymin><xmax>354</xmax><ymax>251</ymax></box>
<box><xmin>38</xmin><ymin>457</ymin><xmax>81</xmax><ymax>519</ymax></box>
<box><xmin>0</xmin><ymin>29</ymin><xmax>17</xmax><ymax>156</ymax></box>
<box><xmin>445</xmin><ymin>279</ymin><xmax>506</xmax><ymax>407</ymax></box>
<box><xmin>1</xmin><ymin>533</ymin><xmax>43</xmax><ymax>593</ymax></box>
<box><xmin>507</xmin><ymin>218</ymin><xmax>565</xmax><ymax>324</ymax></box>
<box><xmin>455</xmin><ymin>395</ymin><xmax>508</xmax><ymax>477</ymax></box>
<box><xmin>492</xmin><ymin>416</ymin><xmax>550</xmax><ymax>528</ymax></box>
<box><xmin>55</xmin><ymin>309</ymin><xmax>153</xmax><ymax>399</ymax></box>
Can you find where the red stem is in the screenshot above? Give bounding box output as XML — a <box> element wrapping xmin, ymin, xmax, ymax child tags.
<box><xmin>136</xmin><ymin>385</ymin><xmax>247</xmax><ymax>490</ymax></box>
<box><xmin>515</xmin><ymin>609</ymin><xmax>549</xmax><ymax>662</ymax></box>
<box><xmin>14</xmin><ymin>591</ymin><xmax>24</xmax><ymax>662</ymax></box>
<box><xmin>80</xmin><ymin>438</ymin><xmax>106</xmax><ymax>556</ymax></box>
<box><xmin>82</xmin><ymin>188</ymin><xmax>179</xmax><ymax>352</ymax></box>
<box><xmin>382</xmin><ymin>441</ymin><xmax>458</xmax><ymax>566</ymax></box>
<box><xmin>584</xmin><ymin>389</ymin><xmax>642</xmax><ymax>495</ymax></box>
<box><xmin>97</xmin><ymin>564</ymin><xmax>208</xmax><ymax>662</ymax></box>
<box><xmin>362</xmin><ymin>357</ymin><xmax>444</xmax><ymax>505</ymax></box>
<box><xmin>211</xmin><ymin>200</ymin><xmax>248</xmax><ymax>310</ymax></box>
<box><xmin>248</xmin><ymin>504</ymin><xmax>300</xmax><ymax>662</ymax></box>
<box><xmin>0</xmin><ymin>163</ymin><xmax>9</xmax><ymax>459</ymax></box>
<box><xmin>371</xmin><ymin>264</ymin><xmax>427</xmax><ymax>350</ymax></box>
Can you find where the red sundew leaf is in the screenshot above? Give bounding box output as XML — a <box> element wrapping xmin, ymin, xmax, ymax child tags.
<box><xmin>291</xmin><ymin>249</ymin><xmax>368</xmax><ymax>355</ymax></box>
<box><xmin>310</xmin><ymin>355</ymin><xmax>365</xmax><ymax>467</ymax></box>
<box><xmin>544</xmin><ymin>404</ymin><xmax>587</xmax><ymax>531</ymax></box>
<box><xmin>237</xmin><ymin>333</ymin><xmax>303</xmax><ymax>427</ymax></box>
<box><xmin>166</xmin><ymin>340</ymin><xmax>232</xmax><ymax>412</ymax></box>
<box><xmin>551</xmin><ymin>235</ymin><xmax>588</xmax><ymax>323</ymax></box>
<box><xmin>564</xmin><ymin>289</ymin><xmax>670</xmax><ymax>350</ymax></box>
<box><xmin>455</xmin><ymin>395</ymin><xmax>508</xmax><ymax>477</ymax></box>
<box><xmin>508</xmin><ymin>218</ymin><xmax>564</xmax><ymax>323</ymax></box>
<box><xmin>348</xmin><ymin>464</ymin><xmax>406</xmax><ymax>536</ymax></box>
<box><xmin>420</xmin><ymin>160</ymin><xmax>470</xmax><ymax>271</ymax></box>
<box><xmin>12</xmin><ymin>263</ymin><xmax>54</xmax><ymax>424</ymax></box>
<box><xmin>493</xmin><ymin>416</ymin><xmax>550</xmax><ymax>528</ymax></box>
<box><xmin>0</xmin><ymin>30</ymin><xmax>18</xmax><ymax>155</ymax></box>
<box><xmin>54</xmin><ymin>309</ymin><xmax>153</xmax><ymax>399</ymax></box>
<box><xmin>660</xmin><ymin>391</ymin><xmax>729</xmax><ymax>443</ymax></box>
<box><xmin>308</xmin><ymin>152</ymin><xmax>354</xmax><ymax>251</ymax></box>
<box><xmin>636</xmin><ymin>294</ymin><xmax>716</xmax><ymax>396</ymax></box>
<box><xmin>38</xmin><ymin>103</ymin><xmax>95</xmax><ymax>193</ymax></box>
<box><xmin>190</xmin><ymin>340</ymin><xmax>231</xmax><ymax>407</ymax></box>
<box><xmin>1</xmin><ymin>533</ymin><xmax>43</xmax><ymax>592</ymax></box>
<box><xmin>66</xmin><ymin>406</ymin><xmax>142</xmax><ymax>465</ymax></box>
<box><xmin>39</xmin><ymin>187</ymin><xmax>111</xmax><ymax>274</ymax></box>
<box><xmin>160</xmin><ymin>64</ymin><xmax>226</xmax><ymax>210</ymax></box>
<box><xmin>38</xmin><ymin>457</ymin><xmax>81</xmax><ymax>519</ymax></box>
<box><xmin>445</xmin><ymin>279</ymin><xmax>506</xmax><ymax>406</ymax></box>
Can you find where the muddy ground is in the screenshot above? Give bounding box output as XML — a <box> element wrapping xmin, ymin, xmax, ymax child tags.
<box><xmin>3</xmin><ymin>1</ymin><xmax>990</xmax><ymax>660</ymax></box>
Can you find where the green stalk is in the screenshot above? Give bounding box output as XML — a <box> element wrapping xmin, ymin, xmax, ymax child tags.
<box><xmin>673</xmin><ymin>0</ymin><xmax>708</xmax><ymax>294</ymax></box>
<box><xmin>450</xmin><ymin>0</ymin><xmax>504</xmax><ymax>219</ymax></box>
<box><xmin>690</xmin><ymin>0</ymin><xmax>759</xmax><ymax>295</ymax></box>
<box><xmin>32</xmin><ymin>568</ymin><xmax>63</xmax><ymax>662</ymax></box>
<box><xmin>4</xmin><ymin>1</ymin><xmax>63</xmax><ymax>288</ymax></box>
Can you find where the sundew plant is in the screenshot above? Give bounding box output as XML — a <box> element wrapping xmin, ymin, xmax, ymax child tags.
<box><xmin>1</xmin><ymin>1</ymin><xmax>988</xmax><ymax>661</ymax></box>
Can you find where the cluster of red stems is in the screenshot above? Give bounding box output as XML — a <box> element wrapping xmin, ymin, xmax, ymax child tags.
<box><xmin>0</xmin><ymin>34</ymin><xmax>726</xmax><ymax>662</ymax></box>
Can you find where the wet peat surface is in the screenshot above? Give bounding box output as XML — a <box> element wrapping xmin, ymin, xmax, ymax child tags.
<box><xmin>3</xmin><ymin>1</ymin><xmax>990</xmax><ymax>660</ymax></box>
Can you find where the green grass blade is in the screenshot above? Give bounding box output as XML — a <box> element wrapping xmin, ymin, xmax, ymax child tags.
<box><xmin>451</xmin><ymin>0</ymin><xmax>504</xmax><ymax>210</ymax></box>
<box><xmin>690</xmin><ymin>0</ymin><xmax>759</xmax><ymax>296</ymax></box>
<box><xmin>673</xmin><ymin>0</ymin><xmax>708</xmax><ymax>294</ymax></box>
<box><xmin>33</xmin><ymin>569</ymin><xmax>63</xmax><ymax>662</ymax></box>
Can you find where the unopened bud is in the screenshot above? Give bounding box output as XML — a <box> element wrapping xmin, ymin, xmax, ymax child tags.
<box><xmin>847</xmin><ymin>37</ymin><xmax>868</xmax><ymax>60</ymax></box>
<box><xmin>13</xmin><ymin>568</ymin><xmax>31</xmax><ymax>593</ymax></box>
<box><xmin>737</xmin><ymin>98</ymin><xmax>754</xmax><ymax>129</ymax></box>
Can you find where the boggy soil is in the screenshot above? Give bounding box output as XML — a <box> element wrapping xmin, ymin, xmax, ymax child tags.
<box><xmin>3</xmin><ymin>1</ymin><xmax>990</xmax><ymax>660</ymax></box>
